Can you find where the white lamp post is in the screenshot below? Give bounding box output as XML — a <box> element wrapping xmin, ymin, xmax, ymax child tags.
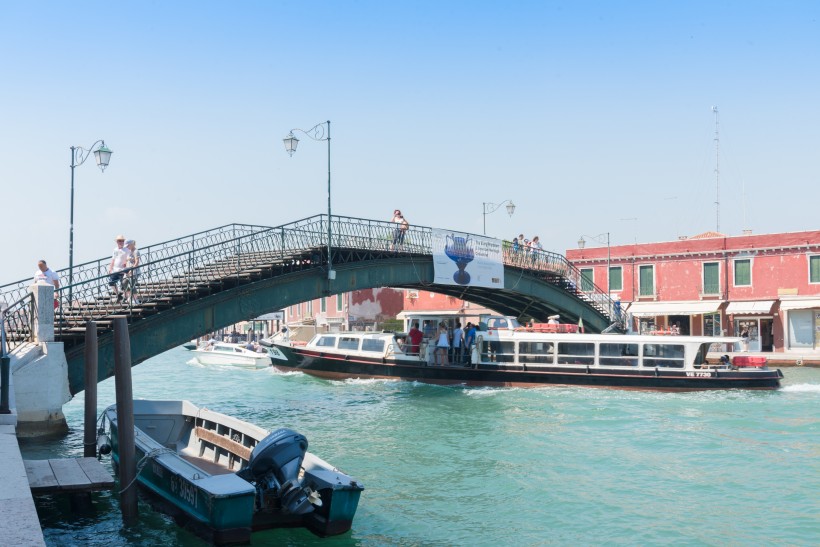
<box><xmin>283</xmin><ymin>121</ymin><xmax>333</xmax><ymax>283</ymax></box>
<box><xmin>69</xmin><ymin>140</ymin><xmax>113</xmax><ymax>303</ymax></box>
<box><xmin>578</xmin><ymin>232</ymin><xmax>610</xmax><ymax>291</ymax></box>
<box><xmin>482</xmin><ymin>200</ymin><xmax>516</xmax><ymax>235</ymax></box>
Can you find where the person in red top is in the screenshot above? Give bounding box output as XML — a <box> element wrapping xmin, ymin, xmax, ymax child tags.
<box><xmin>407</xmin><ymin>321</ymin><xmax>423</xmax><ymax>355</ymax></box>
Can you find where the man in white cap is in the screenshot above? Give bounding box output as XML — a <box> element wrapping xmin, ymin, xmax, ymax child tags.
<box><xmin>108</xmin><ymin>235</ymin><xmax>131</xmax><ymax>301</ymax></box>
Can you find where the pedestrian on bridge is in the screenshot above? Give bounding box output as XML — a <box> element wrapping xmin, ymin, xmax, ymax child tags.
<box><xmin>122</xmin><ymin>239</ymin><xmax>141</xmax><ymax>304</ymax></box>
<box><xmin>108</xmin><ymin>235</ymin><xmax>131</xmax><ymax>302</ymax></box>
<box><xmin>391</xmin><ymin>209</ymin><xmax>409</xmax><ymax>250</ymax></box>
<box><xmin>34</xmin><ymin>260</ymin><xmax>60</xmax><ymax>289</ymax></box>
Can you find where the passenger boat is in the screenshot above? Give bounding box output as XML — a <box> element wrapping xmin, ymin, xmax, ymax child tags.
<box><xmin>102</xmin><ymin>400</ymin><xmax>364</xmax><ymax>544</ymax></box>
<box><xmin>191</xmin><ymin>342</ymin><xmax>272</xmax><ymax>368</ymax></box>
<box><xmin>270</xmin><ymin>317</ymin><xmax>782</xmax><ymax>391</ymax></box>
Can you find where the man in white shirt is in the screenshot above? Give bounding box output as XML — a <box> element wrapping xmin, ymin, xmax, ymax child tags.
<box><xmin>34</xmin><ymin>260</ymin><xmax>60</xmax><ymax>288</ymax></box>
<box><xmin>108</xmin><ymin>235</ymin><xmax>131</xmax><ymax>301</ymax></box>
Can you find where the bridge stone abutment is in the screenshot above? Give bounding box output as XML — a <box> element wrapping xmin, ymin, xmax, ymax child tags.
<box><xmin>11</xmin><ymin>284</ymin><xmax>71</xmax><ymax>437</ymax></box>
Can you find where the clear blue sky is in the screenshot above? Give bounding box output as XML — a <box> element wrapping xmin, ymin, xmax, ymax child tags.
<box><xmin>2</xmin><ymin>1</ymin><xmax>818</xmax><ymax>281</ymax></box>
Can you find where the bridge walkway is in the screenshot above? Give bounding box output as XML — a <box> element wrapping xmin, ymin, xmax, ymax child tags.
<box><xmin>1</xmin><ymin>215</ymin><xmax>623</xmax><ymax>387</ymax></box>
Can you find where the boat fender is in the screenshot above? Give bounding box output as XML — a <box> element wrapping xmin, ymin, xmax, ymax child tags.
<box><xmin>586</xmin><ymin>365</ymin><xmax>590</xmax><ymax>374</ymax></box>
<box><xmin>97</xmin><ymin>433</ymin><xmax>112</xmax><ymax>457</ymax></box>
<box><xmin>654</xmin><ymin>367</ymin><xmax>659</xmax><ymax>378</ymax></box>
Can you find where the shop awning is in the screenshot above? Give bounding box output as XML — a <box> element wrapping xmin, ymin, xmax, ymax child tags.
<box><xmin>778</xmin><ymin>298</ymin><xmax>820</xmax><ymax>311</ymax></box>
<box><xmin>725</xmin><ymin>301</ymin><xmax>775</xmax><ymax>314</ymax></box>
<box><xmin>627</xmin><ymin>300</ymin><xmax>723</xmax><ymax>317</ymax></box>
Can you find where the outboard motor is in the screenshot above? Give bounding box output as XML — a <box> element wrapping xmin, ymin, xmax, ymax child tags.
<box><xmin>237</xmin><ymin>428</ymin><xmax>316</xmax><ymax>515</ymax></box>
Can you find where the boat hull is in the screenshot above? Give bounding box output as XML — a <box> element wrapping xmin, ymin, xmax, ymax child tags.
<box><xmin>273</xmin><ymin>345</ymin><xmax>782</xmax><ymax>391</ymax></box>
<box><xmin>108</xmin><ymin>418</ymin><xmax>256</xmax><ymax>543</ymax></box>
<box><xmin>105</xmin><ymin>400</ymin><xmax>363</xmax><ymax>543</ymax></box>
<box><xmin>191</xmin><ymin>349</ymin><xmax>271</xmax><ymax>368</ymax></box>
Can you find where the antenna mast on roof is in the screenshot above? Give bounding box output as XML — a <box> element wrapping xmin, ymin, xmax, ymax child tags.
<box><xmin>712</xmin><ymin>106</ymin><xmax>720</xmax><ymax>232</ymax></box>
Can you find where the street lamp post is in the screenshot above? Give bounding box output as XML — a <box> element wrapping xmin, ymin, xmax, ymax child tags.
<box><xmin>283</xmin><ymin>121</ymin><xmax>333</xmax><ymax>283</ymax></box>
<box><xmin>69</xmin><ymin>140</ymin><xmax>112</xmax><ymax>303</ymax></box>
<box><xmin>482</xmin><ymin>200</ymin><xmax>516</xmax><ymax>236</ymax></box>
<box><xmin>577</xmin><ymin>232</ymin><xmax>610</xmax><ymax>291</ymax></box>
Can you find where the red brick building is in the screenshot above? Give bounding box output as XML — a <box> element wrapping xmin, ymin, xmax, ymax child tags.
<box><xmin>284</xmin><ymin>288</ymin><xmax>405</xmax><ymax>338</ymax></box>
<box><xmin>566</xmin><ymin>230</ymin><xmax>820</xmax><ymax>355</ymax></box>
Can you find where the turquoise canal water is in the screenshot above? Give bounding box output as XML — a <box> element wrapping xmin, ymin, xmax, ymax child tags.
<box><xmin>20</xmin><ymin>347</ymin><xmax>820</xmax><ymax>546</ymax></box>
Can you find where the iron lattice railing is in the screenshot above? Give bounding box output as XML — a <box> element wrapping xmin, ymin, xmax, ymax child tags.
<box><xmin>0</xmin><ymin>215</ymin><xmax>622</xmax><ymax>352</ymax></box>
<box><xmin>1</xmin><ymin>293</ymin><xmax>37</xmax><ymax>354</ymax></box>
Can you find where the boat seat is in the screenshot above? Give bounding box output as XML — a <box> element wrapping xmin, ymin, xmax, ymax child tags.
<box><xmin>195</xmin><ymin>426</ymin><xmax>253</xmax><ymax>461</ymax></box>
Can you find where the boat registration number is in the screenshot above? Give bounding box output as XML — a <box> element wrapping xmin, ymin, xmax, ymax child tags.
<box><xmin>170</xmin><ymin>475</ymin><xmax>198</xmax><ymax>507</ymax></box>
<box><xmin>686</xmin><ymin>371</ymin><xmax>713</xmax><ymax>378</ymax></box>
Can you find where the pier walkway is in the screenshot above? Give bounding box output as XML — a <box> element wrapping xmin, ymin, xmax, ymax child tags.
<box><xmin>0</xmin><ymin>425</ymin><xmax>45</xmax><ymax>546</ymax></box>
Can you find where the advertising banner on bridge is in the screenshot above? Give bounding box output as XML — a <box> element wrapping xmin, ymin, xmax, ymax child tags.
<box><xmin>431</xmin><ymin>229</ymin><xmax>504</xmax><ymax>289</ymax></box>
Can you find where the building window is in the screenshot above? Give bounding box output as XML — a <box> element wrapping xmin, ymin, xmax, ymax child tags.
<box><xmin>734</xmin><ymin>259</ymin><xmax>751</xmax><ymax>286</ymax></box>
<box><xmin>580</xmin><ymin>268</ymin><xmax>594</xmax><ymax>292</ymax></box>
<box><xmin>307</xmin><ymin>300</ymin><xmax>313</xmax><ymax>315</ymax></box>
<box><xmin>787</xmin><ymin>309</ymin><xmax>815</xmax><ymax>348</ymax></box>
<box><xmin>810</xmin><ymin>256</ymin><xmax>820</xmax><ymax>284</ymax></box>
<box><xmin>336</xmin><ymin>294</ymin><xmax>344</xmax><ymax>312</ymax></box>
<box><xmin>321</xmin><ymin>297</ymin><xmax>327</xmax><ymax>313</ymax></box>
<box><xmin>638</xmin><ymin>265</ymin><xmax>654</xmax><ymax>297</ymax></box>
<box><xmin>703</xmin><ymin>262</ymin><xmax>720</xmax><ymax>294</ymax></box>
<box><xmin>703</xmin><ymin>312</ymin><xmax>722</xmax><ymax>336</ymax></box>
<box><xmin>609</xmin><ymin>266</ymin><xmax>623</xmax><ymax>292</ymax></box>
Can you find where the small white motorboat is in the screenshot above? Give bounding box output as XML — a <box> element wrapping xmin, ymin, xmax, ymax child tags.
<box><xmin>191</xmin><ymin>342</ymin><xmax>272</xmax><ymax>368</ymax></box>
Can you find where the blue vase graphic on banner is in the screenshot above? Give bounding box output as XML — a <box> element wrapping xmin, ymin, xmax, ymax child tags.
<box><xmin>444</xmin><ymin>234</ymin><xmax>474</xmax><ymax>284</ymax></box>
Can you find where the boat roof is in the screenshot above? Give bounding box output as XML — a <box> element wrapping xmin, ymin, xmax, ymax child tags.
<box><xmin>487</xmin><ymin>330</ymin><xmax>741</xmax><ymax>345</ymax></box>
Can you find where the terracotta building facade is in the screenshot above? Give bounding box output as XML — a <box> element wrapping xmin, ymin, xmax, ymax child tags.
<box><xmin>566</xmin><ymin>230</ymin><xmax>820</xmax><ymax>355</ymax></box>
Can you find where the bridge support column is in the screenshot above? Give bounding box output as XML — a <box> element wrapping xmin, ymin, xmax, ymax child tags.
<box><xmin>12</xmin><ymin>342</ymin><xmax>71</xmax><ymax>437</ymax></box>
<box><xmin>12</xmin><ymin>286</ymin><xmax>70</xmax><ymax>437</ymax></box>
<box><xmin>29</xmin><ymin>283</ymin><xmax>55</xmax><ymax>343</ymax></box>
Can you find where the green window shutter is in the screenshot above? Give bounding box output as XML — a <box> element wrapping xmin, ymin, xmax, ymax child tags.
<box><xmin>810</xmin><ymin>256</ymin><xmax>820</xmax><ymax>283</ymax></box>
<box><xmin>639</xmin><ymin>265</ymin><xmax>654</xmax><ymax>296</ymax></box>
<box><xmin>580</xmin><ymin>268</ymin><xmax>594</xmax><ymax>292</ymax></box>
<box><xmin>734</xmin><ymin>259</ymin><xmax>751</xmax><ymax>286</ymax></box>
<box><xmin>703</xmin><ymin>262</ymin><xmax>720</xmax><ymax>294</ymax></box>
<box><xmin>609</xmin><ymin>266</ymin><xmax>622</xmax><ymax>291</ymax></box>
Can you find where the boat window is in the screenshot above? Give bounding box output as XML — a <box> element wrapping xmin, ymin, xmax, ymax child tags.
<box><xmin>315</xmin><ymin>336</ymin><xmax>337</xmax><ymax>348</ymax></box>
<box><xmin>518</xmin><ymin>341</ymin><xmax>554</xmax><ymax>364</ymax></box>
<box><xmin>479</xmin><ymin>340</ymin><xmax>515</xmax><ymax>363</ymax></box>
<box><xmin>338</xmin><ymin>337</ymin><xmax>360</xmax><ymax>351</ymax></box>
<box><xmin>557</xmin><ymin>342</ymin><xmax>595</xmax><ymax>365</ymax></box>
<box><xmin>642</xmin><ymin>343</ymin><xmax>685</xmax><ymax>368</ymax></box>
<box><xmin>361</xmin><ymin>339</ymin><xmax>385</xmax><ymax>352</ymax></box>
<box><xmin>599</xmin><ymin>343</ymin><xmax>639</xmax><ymax>367</ymax></box>
<box><xmin>487</xmin><ymin>317</ymin><xmax>507</xmax><ymax>330</ymax></box>
<box><xmin>694</xmin><ymin>344</ymin><xmax>710</xmax><ymax>366</ymax></box>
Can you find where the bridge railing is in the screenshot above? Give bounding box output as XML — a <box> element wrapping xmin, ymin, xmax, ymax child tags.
<box><xmin>2</xmin><ymin>214</ymin><xmax>622</xmax><ymax>336</ymax></box>
<box><xmin>1</xmin><ymin>293</ymin><xmax>36</xmax><ymax>354</ymax></box>
<box><xmin>500</xmin><ymin>242</ymin><xmax>623</xmax><ymax>326</ymax></box>
<box><xmin>0</xmin><ymin>223</ymin><xmax>276</xmax><ymax>308</ymax></box>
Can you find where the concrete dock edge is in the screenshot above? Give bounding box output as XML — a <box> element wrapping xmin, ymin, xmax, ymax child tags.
<box><xmin>0</xmin><ymin>424</ymin><xmax>45</xmax><ymax>546</ymax></box>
